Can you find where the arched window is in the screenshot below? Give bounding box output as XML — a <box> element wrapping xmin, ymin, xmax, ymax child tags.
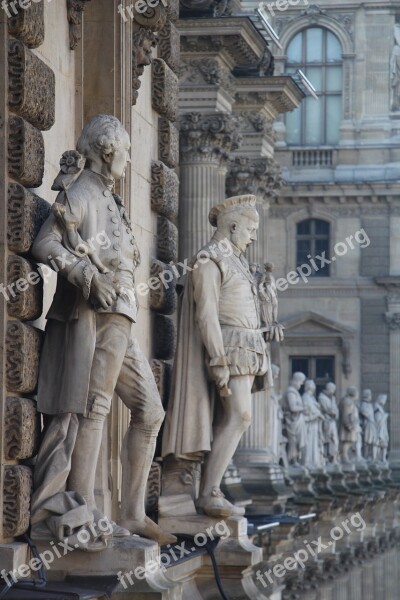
<box><xmin>286</xmin><ymin>28</ymin><xmax>342</xmax><ymax>146</ymax></box>
<box><xmin>296</xmin><ymin>219</ymin><xmax>330</xmax><ymax>277</ymax></box>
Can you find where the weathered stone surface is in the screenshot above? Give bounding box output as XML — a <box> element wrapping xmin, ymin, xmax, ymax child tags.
<box><xmin>152</xmin><ymin>59</ymin><xmax>179</xmax><ymax>122</ymax></box>
<box><xmin>132</xmin><ymin>28</ymin><xmax>158</xmax><ymax>104</ymax></box>
<box><xmin>7</xmin><ymin>255</ymin><xmax>43</xmax><ymax>321</ymax></box>
<box><xmin>145</xmin><ymin>461</ymin><xmax>162</xmax><ymax>514</ymax></box>
<box><xmin>179</xmin><ymin>112</ymin><xmax>242</xmax><ymax>163</ymax></box>
<box><xmin>158</xmin><ymin>118</ymin><xmax>179</xmax><ymax>169</ymax></box>
<box><xmin>6</xmin><ymin>321</ymin><xmax>42</xmax><ymax>394</ymax></box>
<box><xmin>150</xmin><ymin>358</ymin><xmax>172</xmax><ymax>407</ymax></box>
<box><xmin>7</xmin><ymin>183</ymin><xmax>50</xmax><ymax>254</ymax></box>
<box><xmin>3</xmin><ymin>465</ymin><xmax>33</xmax><ymax>538</ymax></box>
<box><xmin>67</xmin><ymin>0</ymin><xmax>91</xmax><ymax>50</ymax></box>
<box><xmin>4</xmin><ymin>397</ymin><xmax>39</xmax><ymax>461</ymax></box>
<box><xmin>157</xmin><ymin>216</ymin><xmax>178</xmax><ymax>263</ymax></box>
<box><xmin>149</xmin><ymin>259</ymin><xmax>177</xmax><ymax>315</ymax></box>
<box><xmin>165</xmin><ymin>0</ymin><xmax>179</xmax><ymax>22</ymax></box>
<box><xmin>153</xmin><ymin>314</ymin><xmax>176</xmax><ymax>360</ymax></box>
<box><xmin>8</xmin><ymin>116</ymin><xmax>44</xmax><ymax>187</ymax></box>
<box><xmin>158</xmin><ymin>21</ymin><xmax>180</xmax><ymax>72</ymax></box>
<box><xmin>151</xmin><ymin>160</ymin><xmax>179</xmax><ymax>221</ymax></box>
<box><xmin>8</xmin><ymin>39</ymin><xmax>55</xmax><ymax>131</ymax></box>
<box><xmin>7</xmin><ymin>0</ymin><xmax>45</xmax><ymax>49</ymax></box>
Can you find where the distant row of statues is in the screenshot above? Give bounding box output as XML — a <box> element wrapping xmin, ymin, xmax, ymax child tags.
<box><xmin>278</xmin><ymin>372</ymin><xmax>389</xmax><ymax>468</ymax></box>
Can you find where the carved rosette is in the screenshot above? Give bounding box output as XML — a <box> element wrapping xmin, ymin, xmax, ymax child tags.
<box><xmin>149</xmin><ymin>259</ymin><xmax>177</xmax><ymax>315</ymax></box>
<box><xmin>179</xmin><ymin>112</ymin><xmax>242</xmax><ymax>164</ymax></box>
<box><xmin>158</xmin><ymin>21</ymin><xmax>180</xmax><ymax>73</ymax></box>
<box><xmin>7</xmin><ymin>1</ymin><xmax>45</xmax><ymax>49</ymax></box>
<box><xmin>226</xmin><ymin>157</ymin><xmax>283</xmax><ymax>201</ymax></box>
<box><xmin>152</xmin><ymin>59</ymin><xmax>179</xmax><ymax>122</ymax></box>
<box><xmin>153</xmin><ymin>314</ymin><xmax>177</xmax><ymax>361</ymax></box>
<box><xmin>67</xmin><ymin>0</ymin><xmax>91</xmax><ymax>50</ymax></box>
<box><xmin>7</xmin><ymin>183</ymin><xmax>50</xmax><ymax>254</ymax></box>
<box><xmin>157</xmin><ymin>216</ymin><xmax>178</xmax><ymax>263</ymax></box>
<box><xmin>3</xmin><ymin>465</ymin><xmax>33</xmax><ymax>537</ymax></box>
<box><xmin>6</xmin><ymin>321</ymin><xmax>42</xmax><ymax>394</ymax></box>
<box><xmin>158</xmin><ymin>118</ymin><xmax>179</xmax><ymax>169</ymax></box>
<box><xmin>151</xmin><ymin>160</ymin><xmax>179</xmax><ymax>221</ymax></box>
<box><xmin>7</xmin><ymin>255</ymin><xmax>43</xmax><ymax>321</ymax></box>
<box><xmin>4</xmin><ymin>397</ymin><xmax>39</xmax><ymax>461</ymax></box>
<box><xmin>8</xmin><ymin>116</ymin><xmax>45</xmax><ymax>187</ymax></box>
<box><xmin>150</xmin><ymin>358</ymin><xmax>172</xmax><ymax>407</ymax></box>
<box><xmin>8</xmin><ymin>40</ymin><xmax>55</xmax><ymax>131</ymax></box>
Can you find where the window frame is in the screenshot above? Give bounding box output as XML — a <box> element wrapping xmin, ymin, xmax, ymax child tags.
<box><xmin>296</xmin><ymin>218</ymin><xmax>331</xmax><ymax>277</ymax></box>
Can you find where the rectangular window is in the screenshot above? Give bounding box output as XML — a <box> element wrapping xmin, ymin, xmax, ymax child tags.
<box><xmin>290</xmin><ymin>356</ymin><xmax>335</xmax><ymax>396</ymax></box>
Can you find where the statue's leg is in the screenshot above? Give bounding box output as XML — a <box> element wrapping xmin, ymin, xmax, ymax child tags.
<box><xmin>197</xmin><ymin>375</ymin><xmax>253</xmax><ymax>515</ymax></box>
<box><xmin>116</xmin><ymin>337</ymin><xmax>176</xmax><ymax>545</ymax></box>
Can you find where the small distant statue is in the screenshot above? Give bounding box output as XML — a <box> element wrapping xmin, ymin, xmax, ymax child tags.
<box><xmin>258</xmin><ymin>262</ymin><xmax>285</xmax><ymax>342</ymax></box>
<box><xmin>339</xmin><ymin>386</ymin><xmax>359</xmax><ymax>463</ymax></box>
<box><xmin>360</xmin><ymin>389</ymin><xmax>377</xmax><ymax>461</ymax></box>
<box><xmin>318</xmin><ymin>382</ymin><xmax>339</xmax><ymax>464</ymax></box>
<box><xmin>282</xmin><ymin>372</ymin><xmax>307</xmax><ymax>466</ymax></box>
<box><xmin>390</xmin><ymin>24</ymin><xmax>400</xmax><ymax>111</ymax></box>
<box><xmin>302</xmin><ymin>379</ymin><xmax>324</xmax><ymax>468</ymax></box>
<box><xmin>374</xmin><ymin>394</ymin><xmax>389</xmax><ymax>463</ymax></box>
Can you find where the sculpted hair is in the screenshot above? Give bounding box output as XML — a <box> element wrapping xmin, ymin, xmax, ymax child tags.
<box><xmin>216</xmin><ymin>207</ymin><xmax>258</xmax><ymax>231</ymax></box>
<box><xmin>76</xmin><ymin>115</ymin><xmax>128</xmax><ymax>160</ymax></box>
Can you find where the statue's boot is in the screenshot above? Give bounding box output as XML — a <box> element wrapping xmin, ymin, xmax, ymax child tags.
<box><xmin>119</xmin><ymin>421</ymin><xmax>176</xmax><ymax>545</ymax></box>
<box><xmin>68</xmin><ymin>416</ymin><xmax>130</xmax><ymax>538</ymax></box>
<box><xmin>196</xmin><ymin>487</ymin><xmax>245</xmax><ymax>518</ymax></box>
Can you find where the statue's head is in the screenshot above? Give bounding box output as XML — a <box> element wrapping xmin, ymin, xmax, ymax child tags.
<box><xmin>291</xmin><ymin>371</ymin><xmax>306</xmax><ymax>390</ymax></box>
<box><xmin>304</xmin><ymin>379</ymin><xmax>316</xmax><ymax>394</ymax></box>
<box><xmin>325</xmin><ymin>382</ymin><xmax>336</xmax><ymax>396</ymax></box>
<box><xmin>377</xmin><ymin>393</ymin><xmax>387</xmax><ymax>406</ymax></box>
<box><xmin>346</xmin><ymin>386</ymin><xmax>358</xmax><ymax>400</ymax></box>
<box><xmin>209</xmin><ymin>195</ymin><xmax>259</xmax><ymax>254</ymax></box>
<box><xmin>271</xmin><ymin>363</ymin><xmax>280</xmax><ymax>380</ymax></box>
<box><xmin>362</xmin><ymin>389</ymin><xmax>372</xmax><ymax>403</ymax></box>
<box><xmin>76</xmin><ymin>115</ymin><xmax>130</xmax><ymax>180</ymax></box>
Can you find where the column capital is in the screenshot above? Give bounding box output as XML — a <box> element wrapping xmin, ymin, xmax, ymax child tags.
<box><xmin>226</xmin><ymin>156</ymin><xmax>282</xmax><ymax>202</ymax></box>
<box><xmin>179</xmin><ymin>112</ymin><xmax>242</xmax><ymax>164</ymax></box>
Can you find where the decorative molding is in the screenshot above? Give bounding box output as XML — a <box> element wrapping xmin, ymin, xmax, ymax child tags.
<box><xmin>8</xmin><ymin>183</ymin><xmax>50</xmax><ymax>254</ymax></box>
<box><xmin>7</xmin><ymin>0</ymin><xmax>44</xmax><ymax>49</ymax></box>
<box><xmin>153</xmin><ymin>314</ymin><xmax>176</xmax><ymax>360</ymax></box>
<box><xmin>8</xmin><ymin>39</ymin><xmax>55</xmax><ymax>131</ymax></box>
<box><xmin>4</xmin><ymin>397</ymin><xmax>39</xmax><ymax>461</ymax></box>
<box><xmin>151</xmin><ymin>160</ymin><xmax>179</xmax><ymax>221</ymax></box>
<box><xmin>180</xmin><ymin>58</ymin><xmax>235</xmax><ymax>96</ymax></box>
<box><xmin>179</xmin><ymin>112</ymin><xmax>242</xmax><ymax>163</ymax></box>
<box><xmin>158</xmin><ymin>21</ymin><xmax>180</xmax><ymax>73</ymax></box>
<box><xmin>385</xmin><ymin>312</ymin><xmax>400</xmax><ymax>330</ymax></box>
<box><xmin>157</xmin><ymin>216</ymin><xmax>178</xmax><ymax>263</ymax></box>
<box><xmin>132</xmin><ymin>28</ymin><xmax>158</xmax><ymax>104</ymax></box>
<box><xmin>67</xmin><ymin>0</ymin><xmax>91</xmax><ymax>50</ymax></box>
<box><xmin>158</xmin><ymin>118</ymin><xmax>179</xmax><ymax>169</ymax></box>
<box><xmin>226</xmin><ymin>156</ymin><xmax>282</xmax><ymax>201</ymax></box>
<box><xmin>180</xmin><ymin>0</ymin><xmax>233</xmax><ymax>17</ymax></box>
<box><xmin>3</xmin><ymin>465</ymin><xmax>33</xmax><ymax>537</ymax></box>
<box><xmin>7</xmin><ymin>255</ymin><xmax>43</xmax><ymax>321</ymax></box>
<box><xmin>149</xmin><ymin>259</ymin><xmax>177</xmax><ymax>315</ymax></box>
<box><xmin>152</xmin><ymin>58</ymin><xmax>179</xmax><ymax>121</ymax></box>
<box><xmin>6</xmin><ymin>321</ymin><xmax>42</xmax><ymax>394</ymax></box>
<box><xmin>181</xmin><ymin>32</ymin><xmax>263</xmax><ymax>68</ymax></box>
<box><xmin>235</xmin><ymin>111</ymin><xmax>273</xmax><ymax>136</ymax></box>
<box><xmin>8</xmin><ymin>116</ymin><xmax>44</xmax><ymax>188</ymax></box>
<box><xmin>150</xmin><ymin>358</ymin><xmax>172</xmax><ymax>407</ymax></box>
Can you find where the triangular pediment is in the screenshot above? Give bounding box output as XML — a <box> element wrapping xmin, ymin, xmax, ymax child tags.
<box><xmin>283</xmin><ymin>311</ymin><xmax>355</xmax><ymax>338</ymax></box>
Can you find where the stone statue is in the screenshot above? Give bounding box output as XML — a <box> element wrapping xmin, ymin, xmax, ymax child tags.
<box><xmin>271</xmin><ymin>363</ymin><xmax>284</xmax><ymax>464</ymax></box>
<box><xmin>318</xmin><ymin>382</ymin><xmax>339</xmax><ymax>464</ymax></box>
<box><xmin>30</xmin><ymin>115</ymin><xmax>176</xmax><ymax>549</ymax></box>
<box><xmin>360</xmin><ymin>389</ymin><xmax>378</xmax><ymax>461</ymax></box>
<box><xmin>339</xmin><ymin>386</ymin><xmax>359</xmax><ymax>463</ymax></box>
<box><xmin>390</xmin><ymin>24</ymin><xmax>400</xmax><ymax>111</ymax></box>
<box><xmin>302</xmin><ymin>379</ymin><xmax>324</xmax><ymax>468</ymax></box>
<box><xmin>374</xmin><ymin>394</ymin><xmax>389</xmax><ymax>463</ymax></box>
<box><xmin>162</xmin><ymin>195</ymin><xmax>279</xmax><ymax>518</ymax></box>
<box><xmin>282</xmin><ymin>372</ymin><xmax>307</xmax><ymax>466</ymax></box>
<box><xmin>258</xmin><ymin>262</ymin><xmax>285</xmax><ymax>343</ymax></box>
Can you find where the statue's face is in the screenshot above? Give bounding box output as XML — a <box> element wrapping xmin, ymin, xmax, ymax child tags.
<box><xmin>230</xmin><ymin>211</ymin><xmax>259</xmax><ymax>253</ymax></box>
<box><xmin>136</xmin><ymin>37</ymin><xmax>154</xmax><ymax>76</ymax></box>
<box><xmin>362</xmin><ymin>389</ymin><xmax>372</xmax><ymax>402</ymax></box>
<box><xmin>326</xmin><ymin>382</ymin><xmax>336</xmax><ymax>396</ymax></box>
<box><xmin>292</xmin><ymin>375</ymin><xmax>305</xmax><ymax>390</ymax></box>
<box><xmin>105</xmin><ymin>134</ymin><xmax>130</xmax><ymax>180</ymax></box>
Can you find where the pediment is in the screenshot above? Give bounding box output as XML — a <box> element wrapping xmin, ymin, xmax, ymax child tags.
<box><xmin>282</xmin><ymin>311</ymin><xmax>355</xmax><ymax>338</ymax></box>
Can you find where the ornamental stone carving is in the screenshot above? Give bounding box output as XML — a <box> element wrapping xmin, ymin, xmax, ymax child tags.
<box><xmin>4</xmin><ymin>397</ymin><xmax>39</xmax><ymax>461</ymax></box>
<box><xmin>7</xmin><ymin>183</ymin><xmax>50</xmax><ymax>254</ymax></box>
<box><xmin>385</xmin><ymin>312</ymin><xmax>400</xmax><ymax>329</ymax></box>
<box><xmin>151</xmin><ymin>160</ymin><xmax>179</xmax><ymax>221</ymax></box>
<box><xmin>8</xmin><ymin>116</ymin><xmax>44</xmax><ymax>188</ymax></box>
<box><xmin>180</xmin><ymin>0</ymin><xmax>233</xmax><ymax>17</ymax></box>
<box><xmin>150</xmin><ymin>358</ymin><xmax>172</xmax><ymax>406</ymax></box>
<box><xmin>7</xmin><ymin>0</ymin><xmax>44</xmax><ymax>49</ymax></box>
<box><xmin>152</xmin><ymin>59</ymin><xmax>179</xmax><ymax>121</ymax></box>
<box><xmin>179</xmin><ymin>112</ymin><xmax>242</xmax><ymax>163</ymax></box>
<box><xmin>180</xmin><ymin>58</ymin><xmax>235</xmax><ymax>96</ymax></box>
<box><xmin>226</xmin><ymin>157</ymin><xmax>283</xmax><ymax>201</ymax></box>
<box><xmin>157</xmin><ymin>216</ymin><xmax>178</xmax><ymax>263</ymax></box>
<box><xmin>158</xmin><ymin>118</ymin><xmax>179</xmax><ymax>169</ymax></box>
<box><xmin>67</xmin><ymin>0</ymin><xmax>91</xmax><ymax>50</ymax></box>
<box><xmin>7</xmin><ymin>255</ymin><xmax>43</xmax><ymax>321</ymax></box>
<box><xmin>132</xmin><ymin>28</ymin><xmax>158</xmax><ymax>104</ymax></box>
<box><xmin>3</xmin><ymin>465</ymin><xmax>33</xmax><ymax>537</ymax></box>
<box><xmin>153</xmin><ymin>314</ymin><xmax>177</xmax><ymax>360</ymax></box>
<box><xmin>158</xmin><ymin>21</ymin><xmax>180</xmax><ymax>73</ymax></box>
<box><xmin>6</xmin><ymin>321</ymin><xmax>42</xmax><ymax>394</ymax></box>
<box><xmin>149</xmin><ymin>259</ymin><xmax>177</xmax><ymax>315</ymax></box>
<box><xmin>8</xmin><ymin>40</ymin><xmax>55</xmax><ymax>131</ymax></box>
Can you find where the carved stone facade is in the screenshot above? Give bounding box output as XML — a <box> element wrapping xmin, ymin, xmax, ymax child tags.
<box><xmin>8</xmin><ymin>116</ymin><xmax>44</xmax><ymax>187</ymax></box>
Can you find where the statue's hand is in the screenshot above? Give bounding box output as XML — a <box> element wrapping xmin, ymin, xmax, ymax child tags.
<box><xmin>266</xmin><ymin>322</ymin><xmax>285</xmax><ymax>342</ymax></box>
<box><xmin>211</xmin><ymin>366</ymin><xmax>230</xmax><ymax>390</ymax></box>
<box><xmin>89</xmin><ymin>272</ymin><xmax>117</xmax><ymax>309</ymax></box>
